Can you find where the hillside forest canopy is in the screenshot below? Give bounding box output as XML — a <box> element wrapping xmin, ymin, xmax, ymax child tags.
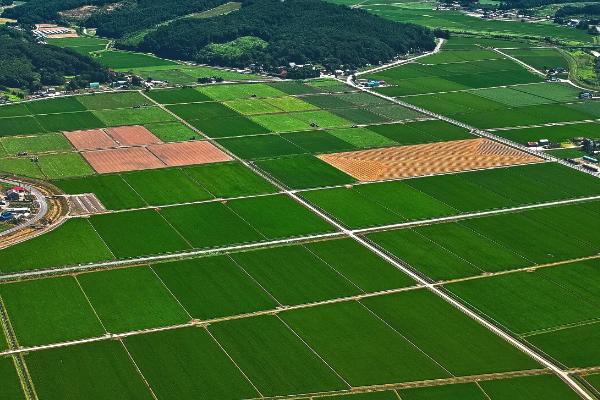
<box><xmin>136</xmin><ymin>0</ymin><xmax>435</xmax><ymax>70</ymax></box>
<box><xmin>0</xmin><ymin>26</ymin><xmax>110</xmax><ymax>92</ymax></box>
<box><xmin>2</xmin><ymin>0</ymin><xmax>435</xmax><ymax>74</ymax></box>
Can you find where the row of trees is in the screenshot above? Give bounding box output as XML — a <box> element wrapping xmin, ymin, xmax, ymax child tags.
<box><xmin>138</xmin><ymin>0</ymin><xmax>435</xmax><ymax>71</ymax></box>
<box><xmin>0</xmin><ymin>26</ymin><xmax>110</xmax><ymax>91</ymax></box>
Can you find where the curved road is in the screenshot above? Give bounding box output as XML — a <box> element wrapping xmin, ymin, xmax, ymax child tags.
<box><xmin>0</xmin><ymin>177</ymin><xmax>48</xmax><ymax>239</ymax></box>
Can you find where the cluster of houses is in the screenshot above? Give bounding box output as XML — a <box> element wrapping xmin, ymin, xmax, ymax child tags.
<box><xmin>0</xmin><ymin>186</ymin><xmax>33</xmax><ymax>223</ymax></box>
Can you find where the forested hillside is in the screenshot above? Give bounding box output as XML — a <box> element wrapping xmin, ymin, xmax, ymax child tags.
<box><xmin>0</xmin><ymin>27</ymin><xmax>110</xmax><ymax>91</ymax></box>
<box><xmin>86</xmin><ymin>0</ymin><xmax>227</xmax><ymax>38</ymax></box>
<box><xmin>2</xmin><ymin>0</ymin><xmax>114</xmax><ymax>24</ymax></box>
<box><xmin>137</xmin><ymin>0</ymin><xmax>435</xmax><ymax>70</ymax></box>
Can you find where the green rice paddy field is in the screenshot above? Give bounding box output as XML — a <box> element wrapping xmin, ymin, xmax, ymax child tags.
<box><xmin>1</xmin><ymin>43</ymin><xmax>600</xmax><ymax>399</ymax></box>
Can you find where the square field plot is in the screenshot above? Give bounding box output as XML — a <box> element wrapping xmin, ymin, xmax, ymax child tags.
<box><xmin>63</xmin><ymin>129</ymin><xmax>117</xmax><ymax>150</ymax></box>
<box><xmin>145</xmin><ymin>87</ymin><xmax>211</xmax><ymax>104</ymax></box>
<box><xmin>319</xmin><ymin>138</ymin><xmax>542</xmax><ymax>181</ymax></box>
<box><xmin>36</xmin><ymin>111</ymin><xmax>105</xmax><ymax>132</ymax></box>
<box><xmin>82</xmin><ymin>147</ymin><xmax>165</xmax><ymax>174</ymax></box>
<box><xmin>148</xmin><ymin>141</ymin><xmax>232</xmax><ymax>167</ymax></box>
<box><xmin>217</xmin><ymin>135</ymin><xmax>304</xmax><ymax>160</ymax></box>
<box><xmin>76</xmin><ymin>92</ymin><xmax>148</xmax><ymax>110</ymax></box>
<box><xmin>26</xmin><ymin>341</ymin><xmax>153</xmax><ymax>400</ymax></box>
<box><xmin>93</xmin><ymin>107</ymin><xmax>175</xmax><ymax>127</ymax></box>
<box><xmin>105</xmin><ymin>125</ymin><xmax>162</xmax><ymax>146</ymax></box>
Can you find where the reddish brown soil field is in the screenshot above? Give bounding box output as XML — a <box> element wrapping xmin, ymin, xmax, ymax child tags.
<box><xmin>82</xmin><ymin>147</ymin><xmax>165</xmax><ymax>174</ymax></box>
<box><xmin>148</xmin><ymin>141</ymin><xmax>232</xmax><ymax>167</ymax></box>
<box><xmin>63</xmin><ymin>129</ymin><xmax>118</xmax><ymax>151</ymax></box>
<box><xmin>105</xmin><ymin>125</ymin><xmax>163</xmax><ymax>146</ymax></box>
<box><xmin>319</xmin><ymin>138</ymin><xmax>542</xmax><ymax>181</ymax></box>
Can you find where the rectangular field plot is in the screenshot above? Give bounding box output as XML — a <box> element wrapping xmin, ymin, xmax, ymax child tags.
<box><xmin>0</xmin><ymin>276</ymin><xmax>105</xmax><ymax>346</ymax></box>
<box><xmin>282</xmin><ymin>130</ymin><xmax>357</xmax><ymax>154</ymax></box>
<box><xmin>503</xmin><ymin>48</ymin><xmax>569</xmax><ymax>71</ymax></box>
<box><xmin>226</xmin><ymin>194</ymin><xmax>336</xmax><ymax>238</ymax></box>
<box><xmin>255</xmin><ymin>154</ymin><xmax>356</xmax><ymax>189</ymax></box>
<box><xmin>369</xmin><ymin>120</ymin><xmax>472</xmax><ymax>145</ymax></box>
<box><xmin>189</xmin><ymin>115</ymin><xmax>270</xmax><ymax>137</ymax></box>
<box><xmin>38</xmin><ymin>152</ymin><xmax>94</xmax><ymax>179</ymax></box>
<box><xmin>527</xmin><ymin>320</ymin><xmax>600</xmax><ymax>369</ymax></box>
<box><xmin>145</xmin><ymin>87</ymin><xmax>211</xmax><ymax>104</ymax></box>
<box><xmin>159</xmin><ymin>202</ymin><xmax>264</xmax><ymax>248</ymax></box>
<box><xmin>217</xmin><ymin>135</ymin><xmax>304</xmax><ymax>160</ymax></box>
<box><xmin>281</xmin><ymin>301</ymin><xmax>450</xmax><ymax>386</ymax></box>
<box><xmin>0</xmin><ymin>116</ymin><xmax>45</xmax><ymax>136</ymax></box>
<box><xmin>53</xmin><ymin>174</ymin><xmax>147</xmax><ymax>210</ymax></box>
<box><xmin>326</xmin><ymin>127</ymin><xmax>396</xmax><ymax>149</ymax></box>
<box><xmin>0</xmin><ymin>157</ymin><xmax>41</xmax><ymax>178</ymax></box>
<box><xmin>124</xmin><ymin>328</ymin><xmax>259</xmax><ymax>400</ymax></box>
<box><xmin>147</xmin><ymin>140</ymin><xmax>232</xmax><ymax>166</ymax></box>
<box><xmin>153</xmin><ymin>256</ymin><xmax>277</xmax><ymax>319</ymax></box>
<box><xmin>399</xmin><ymin>382</ymin><xmax>488</xmax><ymax>400</ymax></box>
<box><xmin>198</xmin><ymin>83</ymin><xmax>287</xmax><ymax>101</ymax></box>
<box><xmin>92</xmin><ymin>107</ymin><xmax>175</xmax><ymax>127</ymax></box>
<box><xmin>76</xmin><ymin>92</ymin><xmax>148</xmax><ymax>110</ymax></box>
<box><xmin>224</xmin><ymin>98</ymin><xmax>282</xmax><ymax>115</ymax></box>
<box><xmin>89</xmin><ymin>209</ymin><xmax>191</xmax><ymax>258</ymax></box>
<box><xmin>36</xmin><ymin>111</ymin><xmax>105</xmax><ymax>132</ymax></box>
<box><xmin>144</xmin><ymin>121</ymin><xmax>199</xmax><ymax>142</ymax></box>
<box><xmin>95</xmin><ymin>50</ymin><xmax>177</xmax><ymax>69</ymax></box>
<box><xmin>209</xmin><ymin>315</ymin><xmax>349</xmax><ymax>396</ymax></box>
<box><xmin>0</xmin><ymin>133</ymin><xmax>72</xmax><ymax>155</ymax></box>
<box><xmin>167</xmin><ymin>102</ymin><xmax>239</xmax><ymax>120</ymax></box>
<box><xmin>479</xmin><ymin>374</ymin><xmax>581</xmax><ymax>400</ymax></box>
<box><xmin>230</xmin><ymin>245</ymin><xmax>361</xmax><ymax>305</ymax></box>
<box><xmin>122</xmin><ymin>169</ymin><xmax>208</xmax><ymax>206</ymax></box>
<box><xmin>26</xmin><ymin>341</ymin><xmax>153</xmax><ymax>400</ymax></box>
<box><xmin>0</xmin><ymin>219</ymin><xmax>113</xmax><ymax>272</ymax></box>
<box><xmin>447</xmin><ymin>270</ymin><xmax>600</xmax><ymax>335</ymax></box>
<box><xmin>26</xmin><ymin>97</ymin><xmax>86</xmax><ymax>115</ymax></box>
<box><xmin>362</xmin><ymin>291</ymin><xmax>539</xmax><ymax>376</ymax></box>
<box><xmin>0</xmin><ymin>103</ymin><xmax>32</xmax><ymax>118</ymax></box>
<box><xmin>0</xmin><ymin>357</ymin><xmax>25</xmax><ymax>400</ymax></box>
<box><xmin>318</xmin><ymin>138</ymin><xmax>541</xmax><ymax>182</ymax></box>
<box><xmin>182</xmin><ymin>162</ymin><xmax>277</xmax><ymax>198</ymax></box>
<box><xmin>77</xmin><ymin>266</ymin><xmax>190</xmax><ymax>332</ymax></box>
<box><xmin>63</xmin><ymin>128</ymin><xmax>117</xmax><ymax>150</ymax></box>
<box><xmin>82</xmin><ymin>147</ymin><xmax>165</xmax><ymax>174</ymax></box>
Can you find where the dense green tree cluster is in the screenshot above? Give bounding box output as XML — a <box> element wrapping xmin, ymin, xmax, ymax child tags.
<box><xmin>86</xmin><ymin>0</ymin><xmax>227</xmax><ymax>38</ymax></box>
<box><xmin>2</xmin><ymin>0</ymin><xmax>113</xmax><ymax>24</ymax></box>
<box><xmin>138</xmin><ymin>0</ymin><xmax>434</xmax><ymax>71</ymax></box>
<box><xmin>555</xmin><ymin>4</ymin><xmax>600</xmax><ymax>21</ymax></box>
<box><xmin>500</xmin><ymin>0</ymin><xmax>590</xmax><ymax>10</ymax></box>
<box><xmin>0</xmin><ymin>26</ymin><xmax>110</xmax><ymax>91</ymax></box>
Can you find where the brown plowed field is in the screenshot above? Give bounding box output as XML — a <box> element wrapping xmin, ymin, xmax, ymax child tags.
<box><xmin>105</xmin><ymin>125</ymin><xmax>163</xmax><ymax>146</ymax></box>
<box><xmin>148</xmin><ymin>141</ymin><xmax>232</xmax><ymax>167</ymax></box>
<box><xmin>318</xmin><ymin>138</ymin><xmax>542</xmax><ymax>181</ymax></box>
<box><xmin>82</xmin><ymin>147</ymin><xmax>165</xmax><ymax>174</ymax></box>
<box><xmin>63</xmin><ymin>129</ymin><xmax>118</xmax><ymax>151</ymax></box>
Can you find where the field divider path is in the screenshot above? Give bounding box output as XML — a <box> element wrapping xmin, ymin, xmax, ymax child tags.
<box><xmin>355</xmin><ymin>38</ymin><xmax>445</xmax><ymax>76</ymax></box>
<box><xmin>2</xmin><ymin>193</ymin><xmax>600</xmax><ymax>283</ymax></box>
<box><xmin>0</xmin><ymin>296</ymin><xmax>38</xmax><ymax>400</ymax></box>
<box><xmin>492</xmin><ymin>48</ymin><xmax>546</xmax><ymax>77</ymax></box>
<box><xmin>147</xmin><ymin>80</ymin><xmax>597</xmax><ymax>400</ymax></box>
